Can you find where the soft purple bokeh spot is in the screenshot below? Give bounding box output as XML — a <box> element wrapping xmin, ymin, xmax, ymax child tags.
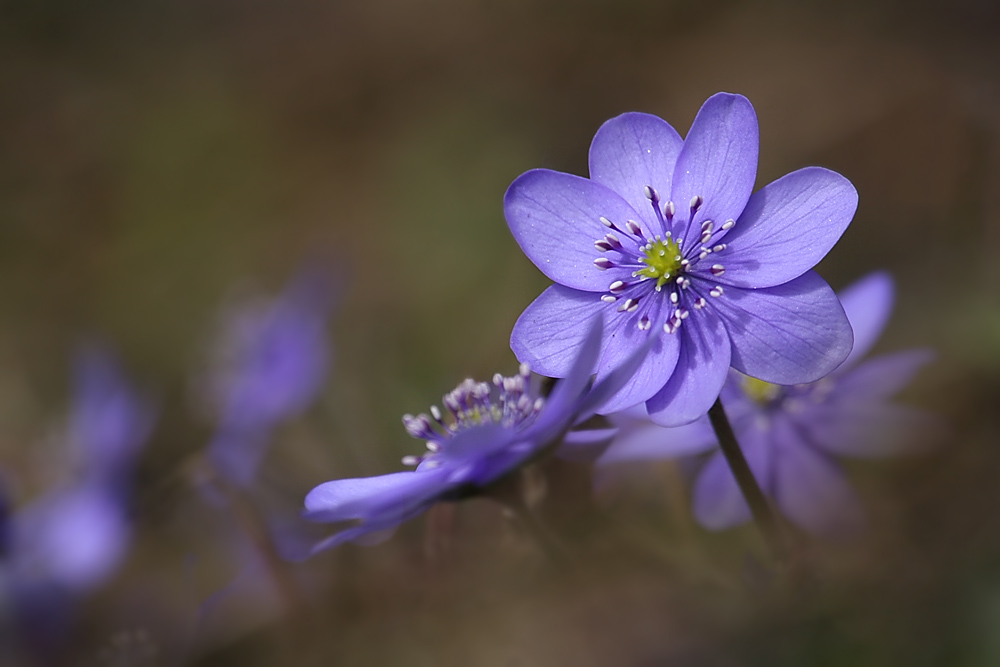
<box><xmin>207</xmin><ymin>269</ymin><xmax>335</xmax><ymax>486</ymax></box>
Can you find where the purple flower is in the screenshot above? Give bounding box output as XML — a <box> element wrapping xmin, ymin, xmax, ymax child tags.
<box><xmin>2</xmin><ymin>347</ymin><xmax>153</xmax><ymax>651</ymax></box>
<box><xmin>596</xmin><ymin>271</ymin><xmax>940</xmax><ymax>536</ymax></box>
<box><xmin>301</xmin><ymin>317</ymin><xmax>647</xmax><ymax>556</ymax></box>
<box><xmin>206</xmin><ymin>269</ymin><xmax>334</xmax><ymax>485</ymax></box>
<box><xmin>506</xmin><ymin>93</ymin><xmax>857</xmax><ymax>426</ymax></box>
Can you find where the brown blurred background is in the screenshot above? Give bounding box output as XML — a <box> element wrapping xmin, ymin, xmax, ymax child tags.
<box><xmin>1</xmin><ymin>0</ymin><xmax>999</xmax><ymax>664</ymax></box>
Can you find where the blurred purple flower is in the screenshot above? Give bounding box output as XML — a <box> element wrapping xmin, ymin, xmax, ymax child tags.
<box><xmin>506</xmin><ymin>92</ymin><xmax>856</xmax><ymax>426</ymax></box>
<box><xmin>2</xmin><ymin>347</ymin><xmax>153</xmax><ymax>650</ymax></box>
<box><xmin>595</xmin><ymin>271</ymin><xmax>941</xmax><ymax>536</ymax></box>
<box><xmin>207</xmin><ymin>270</ymin><xmax>334</xmax><ymax>486</ymax></box>
<box><xmin>302</xmin><ymin>316</ymin><xmax>648</xmax><ymax>556</ymax></box>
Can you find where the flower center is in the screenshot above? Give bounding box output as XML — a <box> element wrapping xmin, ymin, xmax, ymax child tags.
<box><xmin>741</xmin><ymin>375</ymin><xmax>781</xmax><ymax>405</ymax></box>
<box><xmin>399</xmin><ymin>365</ymin><xmax>543</xmax><ymax>467</ymax></box>
<box><xmin>636</xmin><ymin>236</ymin><xmax>683</xmax><ymax>289</ymax></box>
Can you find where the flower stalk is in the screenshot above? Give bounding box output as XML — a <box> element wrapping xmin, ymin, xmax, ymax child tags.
<box><xmin>706</xmin><ymin>397</ymin><xmax>786</xmax><ymax>561</ymax></box>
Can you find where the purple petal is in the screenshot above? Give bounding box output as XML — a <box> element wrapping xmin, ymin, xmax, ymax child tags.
<box><xmin>772</xmin><ymin>420</ymin><xmax>865</xmax><ymax>537</ymax></box>
<box><xmin>670</xmin><ymin>93</ymin><xmax>758</xmax><ymax>249</ymax></box>
<box><xmin>303</xmin><ymin>469</ymin><xmax>447</xmax><ymax>523</ymax></box>
<box><xmin>510</xmin><ymin>285</ymin><xmax>605</xmax><ymax>377</ymax></box>
<box><xmin>531</xmin><ymin>315</ymin><xmax>603</xmax><ymax>434</ymax></box>
<box><xmin>591</xmin><ymin>300</ymin><xmax>679</xmax><ymax>414</ymax></box>
<box><xmin>588</xmin><ymin>112</ymin><xmax>683</xmax><ymax>232</ymax></box>
<box><xmin>70</xmin><ymin>345</ymin><xmax>153</xmax><ymax>479</ymax></box>
<box><xmin>13</xmin><ymin>487</ymin><xmax>128</xmax><ymax>591</ymax></box>
<box><xmin>837</xmin><ymin>271</ymin><xmax>894</xmax><ymax>368</ymax></box>
<box><xmin>799</xmin><ymin>402</ymin><xmax>947</xmax><ymax>458</ymax></box>
<box><xmin>505</xmin><ymin>169</ymin><xmax>652</xmax><ymax>291</ymax></box>
<box><xmin>713</xmin><ymin>167</ymin><xmax>858</xmax><ymax>289</ymax></box>
<box><xmin>646</xmin><ymin>305</ymin><xmax>732</xmax><ymax>426</ymax></box>
<box><xmin>596</xmin><ymin>416</ymin><xmax>716</xmax><ymax>465</ymax></box>
<box><xmin>713</xmin><ymin>271</ymin><xmax>853</xmax><ymax>384</ymax></box>
<box><xmin>692</xmin><ymin>426</ymin><xmax>771</xmax><ymax>530</ymax></box>
<box><xmin>832</xmin><ymin>349</ymin><xmax>933</xmax><ymax>401</ymax></box>
<box><xmin>558</xmin><ymin>427</ymin><xmax>619</xmax><ymax>462</ymax></box>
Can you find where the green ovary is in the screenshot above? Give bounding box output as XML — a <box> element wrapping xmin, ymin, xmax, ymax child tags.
<box><xmin>741</xmin><ymin>376</ymin><xmax>780</xmax><ymax>405</ymax></box>
<box><xmin>636</xmin><ymin>237</ymin><xmax>683</xmax><ymax>289</ymax></box>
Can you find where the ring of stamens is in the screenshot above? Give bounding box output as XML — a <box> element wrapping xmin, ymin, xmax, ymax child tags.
<box><xmin>591</xmin><ymin>187</ymin><xmax>733</xmax><ymax>334</ymax></box>
<box><xmin>400</xmin><ymin>364</ymin><xmax>543</xmax><ymax>467</ymax></box>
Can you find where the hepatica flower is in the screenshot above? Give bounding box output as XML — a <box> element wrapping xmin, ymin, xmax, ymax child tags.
<box><xmin>207</xmin><ymin>269</ymin><xmax>334</xmax><ymax>486</ymax></box>
<box><xmin>302</xmin><ymin>317</ymin><xmax>646</xmax><ymax>555</ymax></box>
<box><xmin>596</xmin><ymin>272</ymin><xmax>939</xmax><ymax>536</ymax></box>
<box><xmin>2</xmin><ymin>347</ymin><xmax>153</xmax><ymax>646</ymax></box>
<box><xmin>507</xmin><ymin>93</ymin><xmax>857</xmax><ymax>425</ymax></box>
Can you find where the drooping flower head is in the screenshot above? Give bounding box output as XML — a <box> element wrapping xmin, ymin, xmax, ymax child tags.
<box><xmin>301</xmin><ymin>316</ymin><xmax>648</xmax><ymax>556</ymax></box>
<box><xmin>595</xmin><ymin>271</ymin><xmax>941</xmax><ymax>536</ymax></box>
<box><xmin>506</xmin><ymin>93</ymin><xmax>857</xmax><ymax>426</ymax></box>
<box><xmin>206</xmin><ymin>268</ymin><xmax>334</xmax><ymax>486</ymax></box>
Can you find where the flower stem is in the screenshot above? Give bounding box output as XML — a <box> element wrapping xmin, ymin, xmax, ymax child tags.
<box><xmin>707</xmin><ymin>397</ymin><xmax>786</xmax><ymax>561</ymax></box>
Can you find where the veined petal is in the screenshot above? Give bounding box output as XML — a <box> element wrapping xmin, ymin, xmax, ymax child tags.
<box><xmin>510</xmin><ymin>285</ymin><xmax>605</xmax><ymax>377</ymax></box>
<box><xmin>592</xmin><ymin>299</ymin><xmax>680</xmax><ymax>415</ymax></box>
<box><xmin>837</xmin><ymin>271</ymin><xmax>894</xmax><ymax>368</ymax></box>
<box><xmin>505</xmin><ymin>169</ymin><xmax>650</xmax><ymax>291</ymax></box>
<box><xmin>692</xmin><ymin>426</ymin><xmax>771</xmax><ymax>530</ymax></box>
<box><xmin>772</xmin><ymin>419</ymin><xmax>864</xmax><ymax>537</ymax></box>
<box><xmin>646</xmin><ymin>304</ymin><xmax>731</xmax><ymax>427</ymax></box>
<box><xmin>713</xmin><ymin>167</ymin><xmax>858</xmax><ymax>289</ymax></box>
<box><xmin>522</xmin><ymin>316</ymin><xmax>604</xmax><ymax>446</ymax></box>
<box><xmin>596</xmin><ymin>417</ymin><xmax>716</xmax><ymax>465</ymax></box>
<box><xmin>588</xmin><ymin>112</ymin><xmax>683</xmax><ymax>232</ymax></box>
<box><xmin>671</xmin><ymin>93</ymin><xmax>758</xmax><ymax>249</ymax></box>
<box><xmin>303</xmin><ymin>469</ymin><xmax>447</xmax><ymax>523</ymax></box>
<box><xmin>715</xmin><ymin>271</ymin><xmax>853</xmax><ymax>385</ymax></box>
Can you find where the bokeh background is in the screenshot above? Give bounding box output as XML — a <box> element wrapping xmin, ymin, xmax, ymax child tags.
<box><xmin>1</xmin><ymin>0</ymin><xmax>999</xmax><ymax>664</ymax></box>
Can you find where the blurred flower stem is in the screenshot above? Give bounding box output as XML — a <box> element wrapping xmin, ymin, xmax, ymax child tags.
<box><xmin>707</xmin><ymin>398</ymin><xmax>787</xmax><ymax>562</ymax></box>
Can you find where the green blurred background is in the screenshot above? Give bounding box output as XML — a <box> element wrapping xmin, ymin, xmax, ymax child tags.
<box><xmin>1</xmin><ymin>0</ymin><xmax>999</xmax><ymax>664</ymax></box>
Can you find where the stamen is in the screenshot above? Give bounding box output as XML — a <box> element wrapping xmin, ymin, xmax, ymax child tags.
<box><xmin>594</xmin><ymin>239</ymin><xmax>612</xmax><ymax>252</ymax></box>
<box><xmin>604</xmin><ymin>233</ymin><xmax>622</xmax><ymax>250</ymax></box>
<box><xmin>625</xmin><ymin>220</ymin><xmax>644</xmax><ymax>238</ymax></box>
<box><xmin>710</xmin><ymin>264</ymin><xmax>725</xmax><ymax>276</ymax></box>
<box><xmin>710</xmin><ymin>286</ymin><xmax>724</xmax><ymax>298</ymax></box>
<box><xmin>689</xmin><ymin>195</ymin><xmax>703</xmax><ymax>214</ymax></box>
<box><xmin>663</xmin><ymin>200</ymin><xmax>675</xmax><ymax>220</ymax></box>
<box><xmin>594</xmin><ymin>258</ymin><xmax>614</xmax><ymax>270</ymax></box>
<box><xmin>713</xmin><ymin>244</ymin><xmax>727</xmax><ymax>252</ymax></box>
<box><xmin>677</xmin><ymin>308</ymin><xmax>689</xmax><ymax>320</ymax></box>
<box><xmin>644</xmin><ymin>185</ymin><xmax>659</xmax><ymax>204</ymax></box>
<box><xmin>599</xmin><ymin>216</ymin><xmax>614</xmax><ymax>228</ymax></box>
<box><xmin>669</xmin><ymin>291</ymin><xmax>679</xmax><ymax>304</ymax></box>
<box><xmin>601</xmin><ymin>295</ymin><xmax>617</xmax><ymax>303</ymax></box>
<box><xmin>721</xmin><ymin>219</ymin><xmax>735</xmax><ymax>231</ymax></box>
<box><xmin>618</xmin><ymin>297</ymin><xmax>637</xmax><ymax>312</ymax></box>
<box><xmin>693</xmin><ymin>297</ymin><xmax>707</xmax><ymax>309</ymax></box>
<box><xmin>609</xmin><ymin>280</ymin><xmax>628</xmax><ymax>293</ymax></box>
<box><xmin>638</xmin><ymin>315</ymin><xmax>651</xmax><ymax>330</ymax></box>
<box><xmin>402</xmin><ymin>455</ymin><xmax>421</xmax><ymax>466</ymax></box>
